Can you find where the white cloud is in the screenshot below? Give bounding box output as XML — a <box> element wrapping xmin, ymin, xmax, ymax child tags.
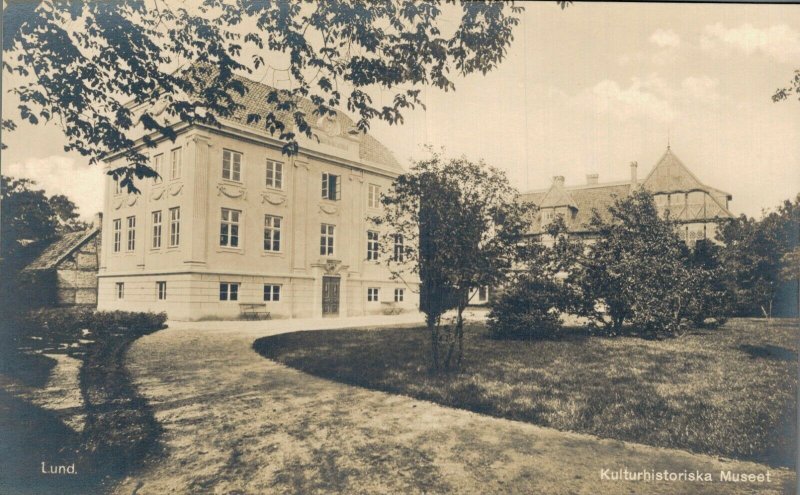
<box><xmin>650</xmin><ymin>29</ymin><xmax>681</xmax><ymax>48</ymax></box>
<box><xmin>587</xmin><ymin>76</ymin><xmax>677</xmax><ymax>123</ymax></box>
<box><xmin>680</xmin><ymin>76</ymin><xmax>720</xmax><ymax>103</ymax></box>
<box><xmin>4</xmin><ymin>155</ymin><xmax>105</xmax><ymax>220</ymax></box>
<box><xmin>701</xmin><ymin>23</ymin><xmax>800</xmax><ymax>63</ymax></box>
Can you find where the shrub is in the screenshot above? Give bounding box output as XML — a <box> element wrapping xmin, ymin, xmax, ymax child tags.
<box><xmin>13</xmin><ymin>308</ymin><xmax>167</xmax><ymax>354</ymax></box>
<box><xmin>487</xmin><ymin>274</ymin><xmax>564</xmax><ymax>339</ymax></box>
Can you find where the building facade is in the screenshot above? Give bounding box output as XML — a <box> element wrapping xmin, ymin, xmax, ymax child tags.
<box><xmin>521</xmin><ymin>147</ymin><xmax>734</xmax><ymax>244</ymax></box>
<box><xmin>97</xmin><ymin>75</ymin><xmax>417</xmax><ymax>320</ymax></box>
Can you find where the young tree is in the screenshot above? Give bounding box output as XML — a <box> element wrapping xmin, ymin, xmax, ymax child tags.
<box><xmin>3</xmin><ymin>0</ymin><xmax>525</xmax><ymax>191</ymax></box>
<box><xmin>374</xmin><ymin>152</ymin><xmax>530</xmax><ymax>370</ymax></box>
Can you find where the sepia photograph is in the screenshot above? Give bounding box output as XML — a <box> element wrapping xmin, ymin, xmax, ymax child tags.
<box><xmin>1</xmin><ymin>0</ymin><xmax>798</xmax><ymax>493</ymax></box>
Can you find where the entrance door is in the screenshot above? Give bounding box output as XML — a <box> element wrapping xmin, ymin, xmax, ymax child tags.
<box><xmin>322</xmin><ymin>276</ymin><xmax>340</xmax><ymax>316</ymax></box>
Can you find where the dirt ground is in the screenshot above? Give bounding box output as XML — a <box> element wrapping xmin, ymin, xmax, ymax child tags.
<box><xmin>110</xmin><ymin>318</ymin><xmax>796</xmax><ymax>495</ymax></box>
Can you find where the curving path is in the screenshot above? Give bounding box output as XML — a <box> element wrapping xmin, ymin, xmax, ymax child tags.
<box><xmin>113</xmin><ymin>315</ymin><xmax>796</xmax><ymax>494</ymax></box>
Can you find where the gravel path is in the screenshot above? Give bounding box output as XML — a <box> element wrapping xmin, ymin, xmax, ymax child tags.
<box><xmin>113</xmin><ymin>317</ymin><xmax>796</xmax><ymax>494</ymax></box>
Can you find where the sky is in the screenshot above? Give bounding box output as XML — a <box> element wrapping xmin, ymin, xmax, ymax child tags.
<box><xmin>2</xmin><ymin>2</ymin><xmax>799</xmax><ymax>219</ymax></box>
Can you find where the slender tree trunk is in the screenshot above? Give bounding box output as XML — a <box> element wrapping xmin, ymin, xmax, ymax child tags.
<box><xmin>455</xmin><ymin>304</ymin><xmax>466</xmax><ymax>369</ymax></box>
<box><xmin>427</xmin><ymin>313</ymin><xmax>440</xmax><ymax>371</ymax></box>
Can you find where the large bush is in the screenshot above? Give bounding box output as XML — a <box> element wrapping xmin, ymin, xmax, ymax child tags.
<box><xmin>557</xmin><ymin>190</ymin><xmax>732</xmax><ymax>337</ymax></box>
<box><xmin>488</xmin><ymin>274</ymin><xmax>564</xmax><ymax>340</ymax></box>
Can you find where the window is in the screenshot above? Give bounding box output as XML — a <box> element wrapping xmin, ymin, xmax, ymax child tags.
<box><xmin>394</xmin><ymin>288</ymin><xmax>404</xmax><ymax>302</ymax></box>
<box><xmin>170</xmin><ymin>147</ymin><xmax>182</xmax><ymax>180</ymax></box>
<box><xmin>320</xmin><ymin>224</ymin><xmax>335</xmax><ymax>256</ymax></box>
<box><xmin>169</xmin><ymin>207</ymin><xmax>181</xmax><ymax>247</ymax></box>
<box><xmin>156</xmin><ymin>281</ymin><xmax>167</xmax><ymax>300</ymax></box>
<box><xmin>116</xmin><ymin>282</ymin><xmax>124</xmax><ymax>299</ymax></box>
<box><xmin>367</xmin><ymin>230</ymin><xmax>379</xmax><ymax>261</ymax></box>
<box><xmin>219</xmin><ymin>282</ymin><xmax>239</xmax><ymax>301</ymax></box>
<box><xmin>542</xmin><ymin>210</ymin><xmax>554</xmax><ymax>222</ymax></box>
<box><xmin>222</xmin><ymin>149</ymin><xmax>242</xmax><ymax>181</ymax></box>
<box><xmin>266</xmin><ymin>159</ymin><xmax>283</xmax><ymax>189</ymax></box>
<box><xmin>393</xmin><ymin>234</ymin><xmax>404</xmax><ymax>262</ymax></box>
<box><xmin>152</xmin><ymin>211</ymin><xmax>162</xmax><ymax>249</ymax></box>
<box><xmin>153</xmin><ymin>154</ymin><xmax>164</xmax><ymax>183</ymax></box>
<box><xmin>264</xmin><ymin>284</ymin><xmax>281</xmax><ymax>302</ymax></box>
<box><xmin>114</xmin><ymin>178</ymin><xmax>122</xmax><ymax>195</ymax></box>
<box><xmin>112</xmin><ymin>219</ymin><xmax>122</xmax><ymax>252</ymax></box>
<box><xmin>368</xmin><ymin>184</ymin><xmax>381</xmax><ymax>208</ymax></box>
<box><xmin>367</xmin><ymin>287</ymin><xmax>379</xmax><ymax>302</ymax></box>
<box><xmin>322</xmin><ymin>172</ymin><xmax>341</xmax><ymax>200</ymax></box>
<box><xmin>478</xmin><ymin>286</ymin><xmax>488</xmax><ymax>302</ymax></box>
<box><xmin>126</xmin><ymin>216</ymin><xmax>136</xmax><ymax>251</ymax></box>
<box><xmin>264</xmin><ymin>215</ymin><xmax>282</xmax><ymax>252</ymax></box>
<box><xmin>220</xmin><ymin>208</ymin><xmax>241</xmax><ymax>248</ymax></box>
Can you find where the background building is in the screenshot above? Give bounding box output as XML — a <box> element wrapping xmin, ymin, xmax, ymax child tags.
<box><xmin>521</xmin><ymin>146</ymin><xmax>734</xmax><ymax>244</ymax></box>
<box><xmin>97</xmin><ymin>74</ymin><xmax>418</xmax><ymax>321</ymax></box>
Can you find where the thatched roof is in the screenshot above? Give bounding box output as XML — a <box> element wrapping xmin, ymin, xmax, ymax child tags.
<box><xmin>23</xmin><ymin>228</ymin><xmax>99</xmax><ymax>271</ymax></box>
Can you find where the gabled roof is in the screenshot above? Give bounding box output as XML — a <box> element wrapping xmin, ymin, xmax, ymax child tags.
<box><xmin>538</xmin><ymin>179</ymin><xmax>578</xmax><ymax>209</ymax></box>
<box><xmin>643</xmin><ymin>148</ymin><xmax>713</xmax><ymax>194</ymax></box>
<box><xmin>191</xmin><ymin>68</ymin><xmax>404</xmax><ymax>174</ymax></box>
<box><xmin>521</xmin><ymin>183</ymin><xmax>632</xmax><ymax>234</ymax></box>
<box><xmin>24</xmin><ymin>227</ymin><xmax>99</xmax><ymax>271</ymax></box>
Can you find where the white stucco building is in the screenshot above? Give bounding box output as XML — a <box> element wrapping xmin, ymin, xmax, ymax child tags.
<box><xmin>97</xmin><ymin>73</ymin><xmax>417</xmax><ymax>320</ymax></box>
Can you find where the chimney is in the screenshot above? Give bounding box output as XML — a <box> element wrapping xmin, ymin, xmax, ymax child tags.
<box><xmin>92</xmin><ymin>212</ymin><xmax>103</xmax><ymax>229</ymax></box>
<box><xmin>552</xmin><ymin>175</ymin><xmax>565</xmax><ymax>187</ymax></box>
<box><xmin>586</xmin><ymin>173</ymin><xmax>599</xmax><ymax>185</ymax></box>
<box><xmin>630</xmin><ymin>161</ymin><xmax>638</xmax><ymax>185</ymax></box>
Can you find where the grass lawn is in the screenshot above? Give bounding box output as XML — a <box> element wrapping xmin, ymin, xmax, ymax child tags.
<box><xmin>255</xmin><ymin>318</ymin><xmax>797</xmax><ymax>468</ymax></box>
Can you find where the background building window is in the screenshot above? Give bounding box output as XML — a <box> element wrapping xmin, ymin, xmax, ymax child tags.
<box><xmin>153</xmin><ymin>154</ymin><xmax>164</xmax><ymax>183</ymax></box>
<box><xmin>220</xmin><ymin>208</ymin><xmax>241</xmax><ymax>247</ymax></box>
<box><xmin>263</xmin><ymin>284</ymin><xmax>281</xmax><ymax>302</ymax></box>
<box><xmin>112</xmin><ymin>219</ymin><xmax>122</xmax><ymax>252</ymax></box>
<box><xmin>367</xmin><ymin>287</ymin><xmax>379</xmax><ymax>302</ymax></box>
<box><xmin>157</xmin><ymin>281</ymin><xmax>167</xmax><ymax>300</ymax></box>
<box><xmin>152</xmin><ymin>211</ymin><xmax>162</xmax><ymax>248</ymax></box>
<box><xmin>169</xmin><ymin>207</ymin><xmax>180</xmax><ymax>247</ymax></box>
<box><xmin>322</xmin><ymin>172</ymin><xmax>341</xmax><ymax>200</ymax></box>
<box><xmin>170</xmin><ymin>147</ymin><xmax>182</xmax><ymax>179</ymax></box>
<box><xmin>266</xmin><ymin>159</ymin><xmax>283</xmax><ymax>189</ymax></box>
<box><xmin>126</xmin><ymin>216</ymin><xmax>136</xmax><ymax>251</ymax></box>
<box><xmin>367</xmin><ymin>230</ymin><xmax>379</xmax><ymax>261</ymax></box>
<box><xmin>394</xmin><ymin>288</ymin><xmax>404</xmax><ymax>302</ymax></box>
<box><xmin>393</xmin><ymin>234</ymin><xmax>404</xmax><ymax>262</ymax></box>
<box><xmin>114</xmin><ymin>178</ymin><xmax>122</xmax><ymax>195</ymax></box>
<box><xmin>368</xmin><ymin>184</ymin><xmax>381</xmax><ymax>208</ymax></box>
<box><xmin>320</xmin><ymin>224</ymin><xmax>335</xmax><ymax>255</ymax></box>
<box><xmin>219</xmin><ymin>282</ymin><xmax>239</xmax><ymax>301</ymax></box>
<box><xmin>222</xmin><ymin>149</ymin><xmax>242</xmax><ymax>181</ymax></box>
<box><xmin>264</xmin><ymin>215</ymin><xmax>282</xmax><ymax>251</ymax></box>
<box><xmin>116</xmin><ymin>282</ymin><xmax>124</xmax><ymax>299</ymax></box>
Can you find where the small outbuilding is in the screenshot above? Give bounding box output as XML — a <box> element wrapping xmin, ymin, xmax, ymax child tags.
<box><xmin>22</xmin><ymin>218</ymin><xmax>102</xmax><ymax>307</ymax></box>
